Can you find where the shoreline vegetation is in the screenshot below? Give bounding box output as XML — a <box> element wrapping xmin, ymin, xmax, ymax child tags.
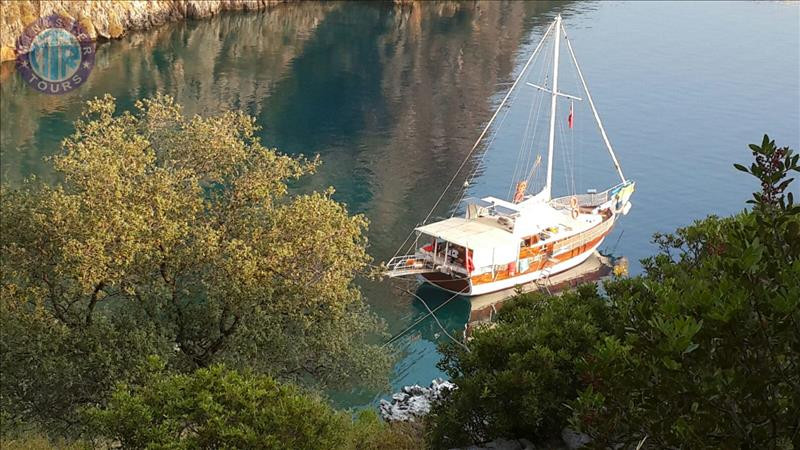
<box><xmin>0</xmin><ymin>95</ymin><xmax>405</xmax><ymax>448</ymax></box>
<box><xmin>0</xmin><ymin>0</ymin><xmax>419</xmax><ymax>62</ymax></box>
<box><xmin>1</xmin><ymin>93</ymin><xmax>797</xmax><ymax>448</ymax></box>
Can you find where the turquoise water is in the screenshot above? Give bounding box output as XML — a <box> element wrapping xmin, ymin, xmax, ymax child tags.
<box><xmin>1</xmin><ymin>1</ymin><xmax>798</xmax><ymax>404</ymax></box>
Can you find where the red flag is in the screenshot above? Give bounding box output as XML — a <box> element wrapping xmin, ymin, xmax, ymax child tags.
<box><xmin>568</xmin><ymin>101</ymin><xmax>574</xmax><ymax>129</ymax></box>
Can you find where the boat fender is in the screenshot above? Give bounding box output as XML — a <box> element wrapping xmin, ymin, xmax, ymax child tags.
<box><xmin>622</xmin><ymin>201</ymin><xmax>632</xmax><ymax>216</ymax></box>
<box><xmin>570</xmin><ymin>196</ymin><xmax>579</xmax><ymax>209</ymax></box>
<box><xmin>571</xmin><ymin>208</ymin><xmax>579</xmax><ymax>219</ymax></box>
<box><xmin>507</xmin><ymin>261</ymin><xmax>516</xmax><ymax>276</ymax></box>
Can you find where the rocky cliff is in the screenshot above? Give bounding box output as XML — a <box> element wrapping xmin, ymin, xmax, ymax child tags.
<box><xmin>0</xmin><ymin>0</ymin><xmax>292</xmax><ymax>62</ymax></box>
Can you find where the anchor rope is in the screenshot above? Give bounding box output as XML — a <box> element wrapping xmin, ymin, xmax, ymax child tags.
<box><xmin>403</xmin><ymin>287</ymin><xmax>471</xmax><ymax>353</ymax></box>
<box><xmin>382</xmin><ymin>285</ymin><xmax>469</xmax><ymax>348</ymax></box>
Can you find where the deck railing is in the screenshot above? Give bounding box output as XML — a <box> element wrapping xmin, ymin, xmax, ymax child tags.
<box><xmin>386</xmin><ymin>251</ymin><xmax>468</xmax><ymax>277</ymax></box>
<box><xmin>551</xmin><ymin>181</ymin><xmax>628</xmax><ymax>209</ymax></box>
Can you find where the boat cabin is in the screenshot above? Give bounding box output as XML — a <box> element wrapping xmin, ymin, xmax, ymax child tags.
<box><xmin>413</xmin><ymin>195</ymin><xmax>602</xmax><ymax>278</ymax></box>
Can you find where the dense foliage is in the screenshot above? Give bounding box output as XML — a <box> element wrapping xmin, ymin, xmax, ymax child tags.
<box><xmin>0</xmin><ymin>95</ymin><xmax>390</xmax><ymax>436</ymax></box>
<box><xmin>430</xmin><ymin>135</ymin><xmax>799</xmax><ymax>449</ymax></box>
<box><xmin>85</xmin><ymin>358</ymin><xmax>419</xmax><ymax>450</ymax></box>
<box><xmin>430</xmin><ymin>284</ymin><xmax>616</xmax><ymax>447</ymax></box>
<box><xmin>572</xmin><ymin>135</ymin><xmax>800</xmax><ymax>448</ymax></box>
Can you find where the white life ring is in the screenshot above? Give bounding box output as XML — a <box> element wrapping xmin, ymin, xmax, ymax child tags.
<box><xmin>570</xmin><ymin>196</ymin><xmax>579</xmax><ymax>209</ymax></box>
<box><xmin>571</xmin><ymin>208</ymin><xmax>579</xmax><ymax>219</ymax></box>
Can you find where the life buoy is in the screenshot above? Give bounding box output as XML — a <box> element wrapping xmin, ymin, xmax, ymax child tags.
<box><xmin>570</xmin><ymin>196</ymin><xmax>579</xmax><ymax>209</ymax></box>
<box><xmin>571</xmin><ymin>208</ymin><xmax>579</xmax><ymax>219</ymax></box>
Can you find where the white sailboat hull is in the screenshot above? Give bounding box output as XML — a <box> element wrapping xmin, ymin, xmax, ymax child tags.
<box><xmin>418</xmin><ymin>235</ymin><xmax>606</xmax><ymax>297</ymax></box>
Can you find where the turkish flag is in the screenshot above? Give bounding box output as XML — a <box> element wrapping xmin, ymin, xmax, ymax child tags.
<box><xmin>568</xmin><ymin>101</ymin><xmax>574</xmax><ymax>129</ymax></box>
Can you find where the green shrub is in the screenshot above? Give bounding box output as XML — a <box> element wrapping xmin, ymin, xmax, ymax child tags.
<box><xmin>86</xmin><ymin>359</ymin><xmax>347</xmax><ymax>449</ymax></box>
<box><xmin>0</xmin><ymin>433</ymin><xmax>89</xmax><ymax>450</ymax></box>
<box><xmin>84</xmin><ymin>359</ymin><xmax>424</xmax><ymax>449</ymax></box>
<box><xmin>428</xmin><ymin>284</ymin><xmax>617</xmax><ymax>447</ymax></box>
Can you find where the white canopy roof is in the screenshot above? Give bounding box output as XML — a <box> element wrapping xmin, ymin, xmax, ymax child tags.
<box><xmin>513</xmin><ymin>199</ymin><xmax>584</xmax><ymax>235</ymax></box>
<box><xmin>416</xmin><ymin>217</ymin><xmax>520</xmax><ymax>250</ymax></box>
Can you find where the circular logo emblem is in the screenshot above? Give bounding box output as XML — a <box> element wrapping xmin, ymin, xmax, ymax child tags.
<box><xmin>16</xmin><ymin>15</ymin><xmax>95</xmax><ymax>95</ymax></box>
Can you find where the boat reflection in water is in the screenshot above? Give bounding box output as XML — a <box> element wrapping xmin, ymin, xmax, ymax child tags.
<box><xmin>464</xmin><ymin>250</ymin><xmax>623</xmax><ymax>337</ymax></box>
<box><xmin>403</xmin><ymin>250</ymin><xmax>623</xmax><ymax>342</ymax></box>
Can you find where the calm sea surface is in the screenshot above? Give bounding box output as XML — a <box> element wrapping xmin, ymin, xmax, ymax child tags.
<box><xmin>1</xmin><ymin>1</ymin><xmax>798</xmax><ymax>405</ymax></box>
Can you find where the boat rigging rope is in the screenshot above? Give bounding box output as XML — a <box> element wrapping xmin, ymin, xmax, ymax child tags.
<box><xmin>557</xmin><ymin>113</ymin><xmax>573</xmax><ymax>196</ymax></box>
<box><xmin>403</xmin><ymin>287</ymin><xmax>471</xmax><ymax>353</ymax></box>
<box><xmin>382</xmin><ymin>286</ymin><xmax>469</xmax><ymax>350</ymax></box>
<box><xmin>561</xmin><ymin>22</ymin><xmax>626</xmax><ymax>183</ymax></box>
<box><xmin>519</xmin><ymin>51</ymin><xmax>551</xmax><ymax>196</ymax></box>
<box><xmin>389</xmin><ymin>20</ymin><xmax>556</xmax><ymax>262</ymax></box>
<box><xmin>455</xmin><ymin>90</ymin><xmax>515</xmax><ymax>210</ymax></box>
<box><xmin>507</xmin><ymin>45</ymin><xmax>550</xmax><ymax>201</ymax></box>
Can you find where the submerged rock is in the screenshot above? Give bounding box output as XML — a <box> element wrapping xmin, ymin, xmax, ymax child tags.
<box><xmin>379</xmin><ymin>378</ymin><xmax>456</xmax><ymax>422</ymax></box>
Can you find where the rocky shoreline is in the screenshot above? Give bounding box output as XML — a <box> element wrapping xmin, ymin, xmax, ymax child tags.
<box><xmin>381</xmin><ymin>379</ymin><xmax>592</xmax><ymax>449</ymax></box>
<box><xmin>0</xmin><ymin>0</ymin><xmax>423</xmax><ymax>63</ymax></box>
<box><xmin>0</xmin><ymin>0</ymin><xmax>298</xmax><ymax>62</ymax></box>
<box><xmin>379</xmin><ymin>378</ymin><xmax>456</xmax><ymax>422</ymax></box>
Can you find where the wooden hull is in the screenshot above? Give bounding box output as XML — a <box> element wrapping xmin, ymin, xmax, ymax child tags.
<box><xmin>419</xmin><ymin>271</ymin><xmax>472</xmax><ymax>295</ymax></box>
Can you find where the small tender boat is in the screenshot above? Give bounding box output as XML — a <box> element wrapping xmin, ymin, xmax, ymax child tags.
<box><xmin>386</xmin><ymin>15</ymin><xmax>634</xmax><ymax>296</ymax></box>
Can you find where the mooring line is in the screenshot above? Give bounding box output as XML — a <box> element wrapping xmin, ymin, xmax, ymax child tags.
<box><xmin>382</xmin><ymin>286</ymin><xmax>468</xmax><ymax>349</ymax></box>
<box><xmin>402</xmin><ymin>288</ymin><xmax>471</xmax><ymax>353</ymax></box>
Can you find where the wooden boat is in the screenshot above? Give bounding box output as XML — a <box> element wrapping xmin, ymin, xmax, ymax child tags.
<box><xmin>385</xmin><ymin>15</ymin><xmax>634</xmax><ymax>296</ymax></box>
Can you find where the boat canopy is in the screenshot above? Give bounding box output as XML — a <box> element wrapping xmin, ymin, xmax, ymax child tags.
<box><xmin>415</xmin><ymin>217</ymin><xmax>520</xmax><ymax>250</ymax></box>
<box><xmin>513</xmin><ymin>200</ymin><xmax>583</xmax><ymax>235</ymax></box>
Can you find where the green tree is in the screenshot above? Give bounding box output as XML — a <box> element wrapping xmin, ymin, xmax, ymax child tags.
<box><xmin>428</xmin><ymin>284</ymin><xmax>618</xmax><ymax>448</ymax></box>
<box><xmin>572</xmin><ymin>135</ymin><xmax>800</xmax><ymax>448</ymax></box>
<box><xmin>85</xmin><ymin>359</ymin><xmax>422</xmax><ymax>450</ymax></box>
<box><xmin>1</xmin><ymin>95</ymin><xmax>390</xmax><ymax>432</ymax></box>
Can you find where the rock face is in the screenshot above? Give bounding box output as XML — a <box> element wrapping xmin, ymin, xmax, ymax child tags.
<box><xmin>379</xmin><ymin>378</ymin><xmax>456</xmax><ymax>422</ymax></box>
<box><xmin>0</xmin><ymin>0</ymin><xmax>292</xmax><ymax>62</ymax></box>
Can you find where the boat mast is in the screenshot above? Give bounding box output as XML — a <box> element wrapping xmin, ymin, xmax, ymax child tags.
<box><xmin>561</xmin><ymin>22</ymin><xmax>626</xmax><ymax>182</ymax></box>
<box><xmin>543</xmin><ymin>14</ymin><xmax>562</xmax><ymax>201</ymax></box>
